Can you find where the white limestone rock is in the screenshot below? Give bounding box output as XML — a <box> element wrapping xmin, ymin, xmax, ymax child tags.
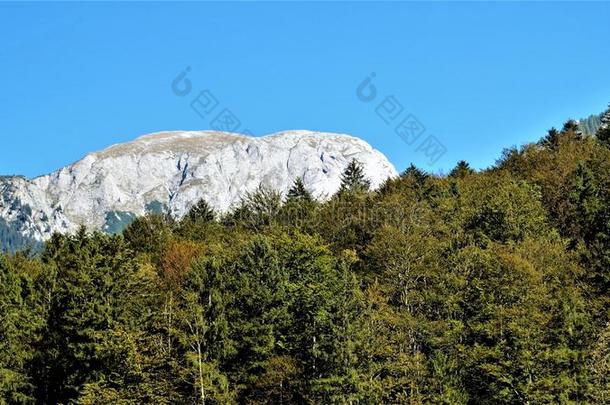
<box><xmin>0</xmin><ymin>130</ymin><xmax>398</xmax><ymax>243</ymax></box>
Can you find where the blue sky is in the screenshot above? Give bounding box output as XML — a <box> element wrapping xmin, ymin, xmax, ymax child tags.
<box><xmin>1</xmin><ymin>2</ymin><xmax>609</xmax><ymax>177</ymax></box>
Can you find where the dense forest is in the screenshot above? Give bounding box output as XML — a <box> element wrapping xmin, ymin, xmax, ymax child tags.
<box><xmin>579</xmin><ymin>114</ymin><xmax>602</xmax><ymax>136</ymax></box>
<box><xmin>2</xmin><ymin>107</ymin><xmax>610</xmax><ymax>404</ymax></box>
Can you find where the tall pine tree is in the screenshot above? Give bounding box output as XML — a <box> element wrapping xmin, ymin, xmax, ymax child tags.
<box><xmin>185</xmin><ymin>198</ymin><xmax>216</xmax><ymax>223</ymax></box>
<box><xmin>338</xmin><ymin>159</ymin><xmax>371</xmax><ymax>195</ymax></box>
<box><xmin>0</xmin><ymin>254</ymin><xmax>44</xmax><ymax>404</ymax></box>
<box><xmin>449</xmin><ymin>160</ymin><xmax>474</xmax><ymax>178</ymax></box>
<box><xmin>541</xmin><ymin>127</ymin><xmax>560</xmax><ymax>149</ymax></box>
<box><xmin>286</xmin><ymin>177</ymin><xmax>313</xmax><ymax>203</ymax></box>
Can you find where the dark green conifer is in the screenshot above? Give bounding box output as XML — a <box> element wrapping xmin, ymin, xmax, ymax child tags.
<box><xmin>569</xmin><ymin>163</ymin><xmax>602</xmax><ymax>243</ymax></box>
<box><xmin>541</xmin><ymin>127</ymin><xmax>560</xmax><ymax>149</ymax></box>
<box><xmin>449</xmin><ymin>160</ymin><xmax>474</xmax><ymax>178</ymax></box>
<box><xmin>185</xmin><ymin>198</ymin><xmax>216</xmax><ymax>223</ymax></box>
<box><xmin>339</xmin><ymin>159</ymin><xmax>371</xmax><ymax>194</ymax></box>
<box><xmin>562</xmin><ymin>119</ymin><xmax>583</xmax><ymax>139</ymax></box>
<box><xmin>286</xmin><ymin>177</ymin><xmax>313</xmax><ymax>203</ymax></box>
<box><xmin>401</xmin><ymin>163</ymin><xmax>427</xmax><ymax>182</ymax></box>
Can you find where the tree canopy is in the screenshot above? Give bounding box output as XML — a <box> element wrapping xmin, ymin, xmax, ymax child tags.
<box><xmin>2</xmin><ymin>122</ymin><xmax>610</xmax><ymax>403</ymax></box>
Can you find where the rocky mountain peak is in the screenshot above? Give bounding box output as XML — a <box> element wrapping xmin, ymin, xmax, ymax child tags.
<box><xmin>0</xmin><ymin>130</ymin><xmax>397</xmax><ymax>250</ymax></box>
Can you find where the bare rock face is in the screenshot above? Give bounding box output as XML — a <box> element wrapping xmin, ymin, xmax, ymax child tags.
<box><xmin>0</xmin><ymin>130</ymin><xmax>397</xmax><ymax>248</ymax></box>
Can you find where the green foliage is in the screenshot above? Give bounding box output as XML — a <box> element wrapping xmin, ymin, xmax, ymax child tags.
<box><xmin>280</xmin><ymin>178</ymin><xmax>318</xmax><ymax>233</ymax></box>
<box><xmin>185</xmin><ymin>199</ymin><xmax>216</xmax><ymax>223</ymax></box>
<box><xmin>461</xmin><ymin>174</ymin><xmax>548</xmax><ymax>244</ymax></box>
<box><xmin>286</xmin><ymin>177</ymin><xmax>313</xmax><ymax>204</ymax></box>
<box><xmin>36</xmin><ymin>231</ymin><xmax>155</xmax><ymax>404</ymax></box>
<box><xmin>338</xmin><ymin>159</ymin><xmax>371</xmax><ymax>195</ymax></box>
<box><xmin>562</xmin><ymin>119</ymin><xmax>582</xmax><ymax>136</ymax></box>
<box><xmin>0</xmin><ymin>254</ymin><xmax>45</xmax><ymax>404</ymax></box>
<box><xmin>401</xmin><ymin>163</ymin><xmax>428</xmax><ymax>183</ymax></box>
<box><xmin>4</xmin><ymin>116</ymin><xmax>610</xmax><ymax>403</ymax></box>
<box><xmin>123</xmin><ymin>214</ymin><xmax>173</xmax><ymax>261</ymax></box>
<box><xmin>224</xmin><ymin>185</ymin><xmax>282</xmax><ymax>230</ymax></box>
<box><xmin>541</xmin><ymin>127</ymin><xmax>561</xmax><ymax>150</ymax></box>
<box><xmin>591</xmin><ymin>322</ymin><xmax>610</xmax><ymax>403</ymax></box>
<box><xmin>449</xmin><ymin>160</ymin><xmax>474</xmax><ymax>178</ymax></box>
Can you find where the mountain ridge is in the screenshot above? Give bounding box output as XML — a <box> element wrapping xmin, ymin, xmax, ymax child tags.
<box><xmin>0</xmin><ymin>130</ymin><xmax>397</xmax><ymax>251</ymax></box>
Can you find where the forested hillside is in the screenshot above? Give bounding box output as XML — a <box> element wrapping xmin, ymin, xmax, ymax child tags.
<box><xmin>579</xmin><ymin>113</ymin><xmax>603</xmax><ymax>135</ymax></box>
<box><xmin>2</xmin><ymin>109</ymin><xmax>610</xmax><ymax>404</ymax></box>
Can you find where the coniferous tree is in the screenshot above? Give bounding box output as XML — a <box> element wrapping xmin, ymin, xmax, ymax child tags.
<box><xmin>0</xmin><ymin>254</ymin><xmax>44</xmax><ymax>404</ymax></box>
<box><xmin>401</xmin><ymin>163</ymin><xmax>428</xmax><ymax>185</ymax></box>
<box><xmin>286</xmin><ymin>177</ymin><xmax>313</xmax><ymax>203</ymax></box>
<box><xmin>541</xmin><ymin>127</ymin><xmax>560</xmax><ymax>149</ymax></box>
<box><xmin>228</xmin><ymin>238</ymin><xmax>291</xmax><ymax>400</ymax></box>
<box><xmin>400</xmin><ymin>164</ymin><xmax>435</xmax><ymax>200</ymax></box>
<box><xmin>185</xmin><ymin>198</ymin><xmax>216</xmax><ymax>223</ymax></box>
<box><xmin>339</xmin><ymin>159</ymin><xmax>371</xmax><ymax>194</ymax></box>
<box><xmin>123</xmin><ymin>214</ymin><xmax>173</xmax><ymax>260</ymax></box>
<box><xmin>4</xmin><ymin>109</ymin><xmax>610</xmax><ymax>403</ymax></box>
<box><xmin>562</xmin><ymin>119</ymin><xmax>583</xmax><ymax>139</ymax></box>
<box><xmin>37</xmin><ymin>231</ymin><xmax>151</xmax><ymax>404</ymax></box>
<box><xmin>567</xmin><ymin>163</ymin><xmax>610</xmax><ymax>300</ymax></box>
<box><xmin>175</xmin><ymin>257</ymin><xmax>234</xmax><ymax>404</ymax></box>
<box><xmin>569</xmin><ymin>163</ymin><xmax>602</xmax><ymax>243</ymax></box>
<box><xmin>226</xmin><ymin>185</ymin><xmax>282</xmax><ymax>229</ymax></box>
<box><xmin>282</xmin><ymin>177</ymin><xmax>316</xmax><ymax>230</ymax></box>
<box><xmin>449</xmin><ymin>160</ymin><xmax>474</xmax><ymax>178</ymax></box>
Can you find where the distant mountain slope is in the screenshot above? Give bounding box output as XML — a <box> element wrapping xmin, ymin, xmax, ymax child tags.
<box><xmin>579</xmin><ymin>113</ymin><xmax>603</xmax><ymax>135</ymax></box>
<box><xmin>0</xmin><ymin>130</ymin><xmax>397</xmax><ymax>251</ymax></box>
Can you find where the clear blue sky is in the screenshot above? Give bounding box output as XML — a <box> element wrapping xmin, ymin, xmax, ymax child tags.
<box><xmin>1</xmin><ymin>2</ymin><xmax>609</xmax><ymax>177</ymax></box>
